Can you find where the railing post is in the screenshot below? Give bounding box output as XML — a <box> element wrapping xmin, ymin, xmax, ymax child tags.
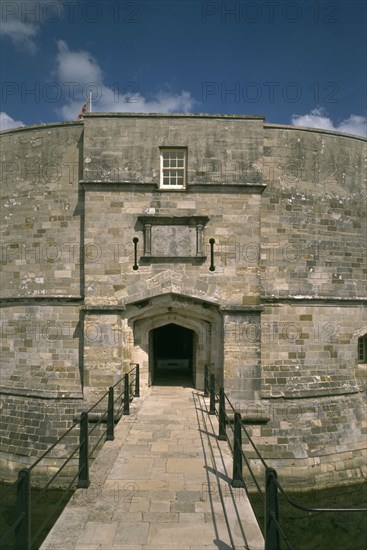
<box><xmin>209</xmin><ymin>373</ymin><xmax>216</xmax><ymax>415</ymax></box>
<box><xmin>204</xmin><ymin>365</ymin><xmax>209</xmax><ymax>397</ymax></box>
<box><xmin>232</xmin><ymin>412</ymin><xmax>245</xmax><ymax>488</ymax></box>
<box><xmin>218</xmin><ymin>386</ymin><xmax>226</xmax><ymax>440</ymax></box>
<box><xmin>78</xmin><ymin>412</ymin><xmax>90</xmax><ymax>488</ymax></box>
<box><xmin>106</xmin><ymin>386</ymin><xmax>114</xmax><ymax>441</ymax></box>
<box><xmin>15</xmin><ymin>468</ymin><xmax>31</xmax><ymax>550</ymax></box>
<box><xmin>123</xmin><ymin>372</ymin><xmax>130</xmax><ymax>415</ymax></box>
<box><xmin>265</xmin><ymin>468</ymin><xmax>280</xmax><ymax>550</ymax></box>
<box><xmin>134</xmin><ymin>364</ymin><xmax>140</xmax><ymax>397</ymax></box>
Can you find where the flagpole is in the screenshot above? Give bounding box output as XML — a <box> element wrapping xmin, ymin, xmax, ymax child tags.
<box><xmin>89</xmin><ymin>91</ymin><xmax>93</xmax><ymax>113</ymax></box>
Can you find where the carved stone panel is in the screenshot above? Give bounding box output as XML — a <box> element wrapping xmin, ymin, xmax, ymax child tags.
<box><xmin>137</xmin><ymin>216</ymin><xmax>209</xmax><ymax>262</ymax></box>
<box><xmin>151</xmin><ymin>225</ymin><xmax>196</xmax><ymax>257</ymax></box>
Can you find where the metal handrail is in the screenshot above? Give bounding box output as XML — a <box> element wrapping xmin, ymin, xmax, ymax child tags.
<box><xmin>0</xmin><ymin>364</ymin><xmax>140</xmax><ymax>550</ymax></box>
<box><xmin>203</xmin><ymin>365</ymin><xmax>367</xmax><ymax>550</ymax></box>
<box><xmin>85</xmin><ymin>391</ymin><xmax>109</xmax><ymax>415</ymax></box>
<box><xmin>32</xmin><ymin>445</ymin><xmax>80</xmax><ymax>505</ymax></box>
<box><xmin>29</xmin><ymin>419</ymin><xmax>79</xmax><ymax>471</ymax></box>
<box><xmin>275</xmin><ymin>478</ymin><xmax>367</xmax><ymax>513</ymax></box>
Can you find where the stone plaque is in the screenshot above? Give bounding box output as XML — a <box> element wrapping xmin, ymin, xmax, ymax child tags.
<box><xmin>151</xmin><ymin>225</ymin><xmax>196</xmax><ymax>257</ymax></box>
<box><xmin>137</xmin><ymin>215</ymin><xmax>209</xmax><ymax>261</ymax></box>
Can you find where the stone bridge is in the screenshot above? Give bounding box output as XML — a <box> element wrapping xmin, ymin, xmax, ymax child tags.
<box><xmin>41</xmin><ymin>380</ymin><xmax>264</xmax><ymax>550</ymax></box>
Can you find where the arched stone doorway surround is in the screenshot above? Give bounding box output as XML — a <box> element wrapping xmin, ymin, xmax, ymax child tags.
<box><xmin>125</xmin><ymin>293</ymin><xmax>223</xmax><ymax>389</ymax></box>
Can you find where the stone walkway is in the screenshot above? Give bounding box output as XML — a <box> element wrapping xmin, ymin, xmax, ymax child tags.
<box><xmin>41</xmin><ymin>384</ymin><xmax>264</xmax><ymax>550</ymax></box>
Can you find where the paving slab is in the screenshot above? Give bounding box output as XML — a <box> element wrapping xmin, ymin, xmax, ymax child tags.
<box><xmin>41</xmin><ymin>385</ymin><xmax>264</xmax><ymax>550</ymax></box>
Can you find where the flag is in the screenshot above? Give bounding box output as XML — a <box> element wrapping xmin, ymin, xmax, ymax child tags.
<box><xmin>77</xmin><ymin>101</ymin><xmax>88</xmax><ymax>120</ymax></box>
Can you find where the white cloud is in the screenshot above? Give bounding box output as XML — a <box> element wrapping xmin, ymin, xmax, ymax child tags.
<box><xmin>56</xmin><ymin>40</ymin><xmax>103</xmax><ymax>84</ymax></box>
<box><xmin>291</xmin><ymin>108</ymin><xmax>367</xmax><ymax>138</ymax></box>
<box><xmin>337</xmin><ymin>115</ymin><xmax>367</xmax><ymax>137</ymax></box>
<box><xmin>0</xmin><ymin>19</ymin><xmax>38</xmax><ymax>54</ymax></box>
<box><xmin>0</xmin><ymin>112</ymin><xmax>25</xmax><ymax>131</ymax></box>
<box><xmin>0</xmin><ymin>0</ymin><xmax>62</xmax><ymax>53</ymax></box>
<box><xmin>56</xmin><ymin>41</ymin><xmax>195</xmax><ymax>119</ymax></box>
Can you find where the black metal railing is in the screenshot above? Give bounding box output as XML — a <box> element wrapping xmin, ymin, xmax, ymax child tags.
<box><xmin>0</xmin><ymin>364</ymin><xmax>140</xmax><ymax>550</ymax></box>
<box><xmin>203</xmin><ymin>365</ymin><xmax>367</xmax><ymax>550</ymax></box>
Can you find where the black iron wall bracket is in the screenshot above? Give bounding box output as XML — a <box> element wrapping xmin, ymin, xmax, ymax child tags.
<box><xmin>209</xmin><ymin>238</ymin><xmax>215</xmax><ymax>271</ymax></box>
<box><xmin>133</xmin><ymin>237</ymin><xmax>139</xmax><ymax>270</ymax></box>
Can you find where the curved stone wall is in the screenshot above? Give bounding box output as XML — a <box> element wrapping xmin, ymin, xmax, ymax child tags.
<box><xmin>0</xmin><ymin>115</ymin><xmax>366</xmax><ymax>486</ymax></box>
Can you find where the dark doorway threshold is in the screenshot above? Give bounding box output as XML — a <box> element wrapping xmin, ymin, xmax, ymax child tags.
<box><xmin>153</xmin><ymin>370</ymin><xmax>194</xmax><ymax>388</ymax></box>
<box><xmin>151</xmin><ymin>323</ymin><xmax>195</xmax><ymax>388</ymax></box>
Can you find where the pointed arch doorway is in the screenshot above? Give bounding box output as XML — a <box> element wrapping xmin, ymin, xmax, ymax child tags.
<box><xmin>151</xmin><ymin>323</ymin><xmax>195</xmax><ymax>386</ymax></box>
<box><xmin>126</xmin><ymin>293</ymin><xmax>223</xmax><ymax>390</ymax></box>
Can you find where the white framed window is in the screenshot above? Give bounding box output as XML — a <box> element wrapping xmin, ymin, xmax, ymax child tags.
<box><xmin>160</xmin><ymin>148</ymin><xmax>187</xmax><ymax>189</ymax></box>
<box><xmin>358</xmin><ymin>334</ymin><xmax>367</xmax><ymax>363</ymax></box>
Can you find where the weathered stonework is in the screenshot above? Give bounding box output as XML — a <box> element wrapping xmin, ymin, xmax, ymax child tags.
<box><xmin>1</xmin><ymin>114</ymin><xmax>366</xmax><ymax>487</ymax></box>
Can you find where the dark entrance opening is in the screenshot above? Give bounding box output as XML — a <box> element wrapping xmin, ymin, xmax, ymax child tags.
<box><xmin>151</xmin><ymin>324</ymin><xmax>194</xmax><ymax>386</ymax></box>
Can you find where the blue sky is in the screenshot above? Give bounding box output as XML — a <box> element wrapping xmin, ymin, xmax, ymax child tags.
<box><xmin>1</xmin><ymin>0</ymin><xmax>366</xmax><ymax>136</ymax></box>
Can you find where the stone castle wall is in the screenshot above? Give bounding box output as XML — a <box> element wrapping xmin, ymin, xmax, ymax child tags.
<box><xmin>259</xmin><ymin>124</ymin><xmax>366</xmax><ymax>486</ymax></box>
<box><xmin>261</xmin><ymin>125</ymin><xmax>366</xmax><ymax>299</ymax></box>
<box><xmin>1</xmin><ymin>124</ymin><xmax>82</xmax><ymax>298</ymax></box>
<box><xmin>0</xmin><ymin>114</ymin><xmax>366</xmax><ymax>486</ymax></box>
